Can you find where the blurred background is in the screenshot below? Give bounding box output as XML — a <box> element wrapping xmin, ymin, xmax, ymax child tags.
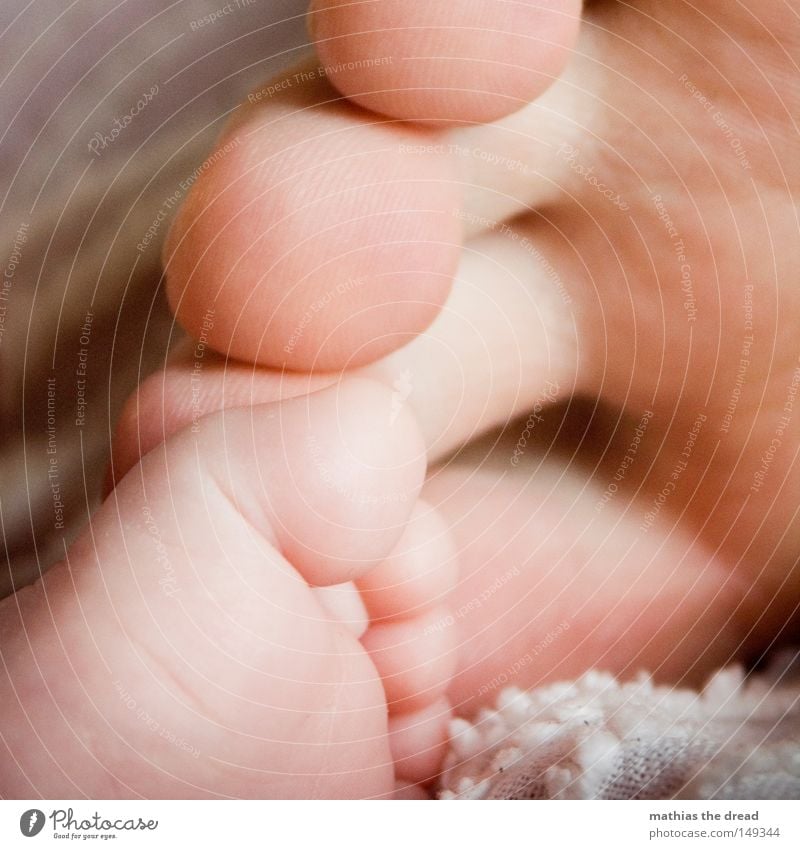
<box><xmin>0</xmin><ymin>0</ymin><xmax>309</xmax><ymax>594</ymax></box>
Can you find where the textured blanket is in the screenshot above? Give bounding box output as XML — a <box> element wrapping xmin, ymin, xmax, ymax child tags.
<box><xmin>439</xmin><ymin>657</ymin><xmax>800</xmax><ymax>799</ymax></box>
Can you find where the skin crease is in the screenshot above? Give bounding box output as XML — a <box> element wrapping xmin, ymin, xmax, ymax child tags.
<box><xmin>3</xmin><ymin>0</ymin><xmax>800</xmax><ymax>799</ymax></box>
<box><xmin>1</xmin><ymin>380</ymin><xmax>461</xmax><ymax>798</ymax></box>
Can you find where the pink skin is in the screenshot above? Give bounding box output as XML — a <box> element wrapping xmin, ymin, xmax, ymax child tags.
<box><xmin>4</xmin><ymin>0</ymin><xmax>800</xmax><ymax>798</ymax></box>
<box><xmin>115</xmin><ymin>0</ymin><xmax>800</xmax><ymax>791</ymax></box>
<box><xmin>0</xmin><ymin>380</ymin><xmax>456</xmax><ymax>798</ymax></box>
<box><xmin>307</xmin><ymin>0</ymin><xmax>583</xmax><ymax>125</ymax></box>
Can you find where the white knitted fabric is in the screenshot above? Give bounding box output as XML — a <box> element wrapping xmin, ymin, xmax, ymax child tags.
<box><xmin>438</xmin><ymin>656</ymin><xmax>800</xmax><ymax>800</ymax></box>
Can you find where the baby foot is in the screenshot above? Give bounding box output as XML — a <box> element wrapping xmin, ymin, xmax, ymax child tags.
<box><xmin>0</xmin><ymin>379</ymin><xmax>456</xmax><ymax>798</ymax></box>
